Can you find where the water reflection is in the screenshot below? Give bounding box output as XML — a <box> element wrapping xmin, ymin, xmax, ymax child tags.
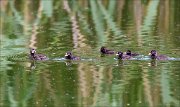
<box><xmin>30</xmin><ymin>61</ymin><xmax>36</xmax><ymax>70</ymax></box>
<box><xmin>148</xmin><ymin>60</ymin><xmax>157</xmax><ymax>67</ymax></box>
<box><xmin>1</xmin><ymin>0</ymin><xmax>180</xmax><ymax>107</ymax></box>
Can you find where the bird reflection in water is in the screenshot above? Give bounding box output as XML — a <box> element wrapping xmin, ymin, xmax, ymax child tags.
<box><xmin>117</xmin><ymin>60</ymin><xmax>124</xmax><ymax>66</ymax></box>
<box><xmin>115</xmin><ymin>60</ymin><xmax>126</xmax><ymax>67</ymax></box>
<box><xmin>65</xmin><ymin>60</ymin><xmax>73</xmax><ymax>66</ymax></box>
<box><xmin>30</xmin><ymin>61</ymin><xmax>36</xmax><ymax>70</ymax></box>
<box><xmin>148</xmin><ymin>60</ymin><xmax>157</xmax><ymax>66</ymax></box>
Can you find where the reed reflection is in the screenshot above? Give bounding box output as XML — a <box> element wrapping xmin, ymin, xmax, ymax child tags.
<box><xmin>0</xmin><ymin>0</ymin><xmax>180</xmax><ymax>107</ymax></box>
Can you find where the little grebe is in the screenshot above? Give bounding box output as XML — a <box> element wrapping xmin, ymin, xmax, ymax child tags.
<box><xmin>30</xmin><ymin>49</ymin><xmax>48</xmax><ymax>60</ymax></box>
<box><xmin>65</xmin><ymin>52</ymin><xmax>80</xmax><ymax>60</ymax></box>
<box><xmin>149</xmin><ymin>50</ymin><xmax>169</xmax><ymax>60</ymax></box>
<box><xmin>100</xmin><ymin>46</ymin><xmax>115</xmax><ymax>54</ymax></box>
<box><xmin>125</xmin><ymin>50</ymin><xmax>139</xmax><ymax>57</ymax></box>
<box><xmin>116</xmin><ymin>51</ymin><xmax>131</xmax><ymax>60</ymax></box>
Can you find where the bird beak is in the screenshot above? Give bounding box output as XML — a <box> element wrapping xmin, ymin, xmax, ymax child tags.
<box><xmin>148</xmin><ymin>53</ymin><xmax>151</xmax><ymax>55</ymax></box>
<box><xmin>32</xmin><ymin>50</ymin><xmax>36</xmax><ymax>53</ymax></box>
<box><xmin>65</xmin><ymin>53</ymin><xmax>68</xmax><ymax>56</ymax></box>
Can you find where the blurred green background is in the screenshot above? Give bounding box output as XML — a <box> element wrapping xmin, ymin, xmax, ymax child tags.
<box><xmin>0</xmin><ymin>0</ymin><xmax>180</xmax><ymax>107</ymax></box>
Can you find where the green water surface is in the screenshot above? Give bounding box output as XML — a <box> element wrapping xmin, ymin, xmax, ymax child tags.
<box><xmin>1</xmin><ymin>0</ymin><xmax>180</xmax><ymax>107</ymax></box>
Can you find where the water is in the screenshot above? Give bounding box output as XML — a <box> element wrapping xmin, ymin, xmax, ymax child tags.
<box><xmin>1</xmin><ymin>0</ymin><xmax>180</xmax><ymax>107</ymax></box>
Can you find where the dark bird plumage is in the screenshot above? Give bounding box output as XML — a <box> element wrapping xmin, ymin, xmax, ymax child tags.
<box><xmin>125</xmin><ymin>50</ymin><xmax>139</xmax><ymax>57</ymax></box>
<box><xmin>65</xmin><ymin>52</ymin><xmax>80</xmax><ymax>60</ymax></box>
<box><xmin>100</xmin><ymin>46</ymin><xmax>115</xmax><ymax>54</ymax></box>
<box><xmin>116</xmin><ymin>51</ymin><xmax>131</xmax><ymax>60</ymax></box>
<box><xmin>149</xmin><ymin>50</ymin><xmax>169</xmax><ymax>60</ymax></box>
<box><xmin>29</xmin><ymin>49</ymin><xmax>48</xmax><ymax>60</ymax></box>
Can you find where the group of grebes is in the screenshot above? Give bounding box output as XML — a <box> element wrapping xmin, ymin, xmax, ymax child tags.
<box><xmin>29</xmin><ymin>47</ymin><xmax>169</xmax><ymax>61</ymax></box>
<box><xmin>100</xmin><ymin>46</ymin><xmax>168</xmax><ymax>60</ymax></box>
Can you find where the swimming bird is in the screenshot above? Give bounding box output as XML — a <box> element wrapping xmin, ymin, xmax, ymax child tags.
<box><xmin>116</xmin><ymin>51</ymin><xmax>131</xmax><ymax>60</ymax></box>
<box><xmin>125</xmin><ymin>50</ymin><xmax>139</xmax><ymax>57</ymax></box>
<box><xmin>65</xmin><ymin>52</ymin><xmax>80</xmax><ymax>60</ymax></box>
<box><xmin>149</xmin><ymin>50</ymin><xmax>169</xmax><ymax>60</ymax></box>
<box><xmin>100</xmin><ymin>46</ymin><xmax>115</xmax><ymax>54</ymax></box>
<box><xmin>29</xmin><ymin>49</ymin><xmax>48</xmax><ymax>60</ymax></box>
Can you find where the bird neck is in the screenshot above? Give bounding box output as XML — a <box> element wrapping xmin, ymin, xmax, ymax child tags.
<box><xmin>66</xmin><ymin>55</ymin><xmax>72</xmax><ymax>59</ymax></box>
<box><xmin>151</xmin><ymin>54</ymin><xmax>157</xmax><ymax>59</ymax></box>
<box><xmin>118</xmin><ymin>55</ymin><xmax>123</xmax><ymax>59</ymax></box>
<box><xmin>31</xmin><ymin>53</ymin><xmax>35</xmax><ymax>58</ymax></box>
